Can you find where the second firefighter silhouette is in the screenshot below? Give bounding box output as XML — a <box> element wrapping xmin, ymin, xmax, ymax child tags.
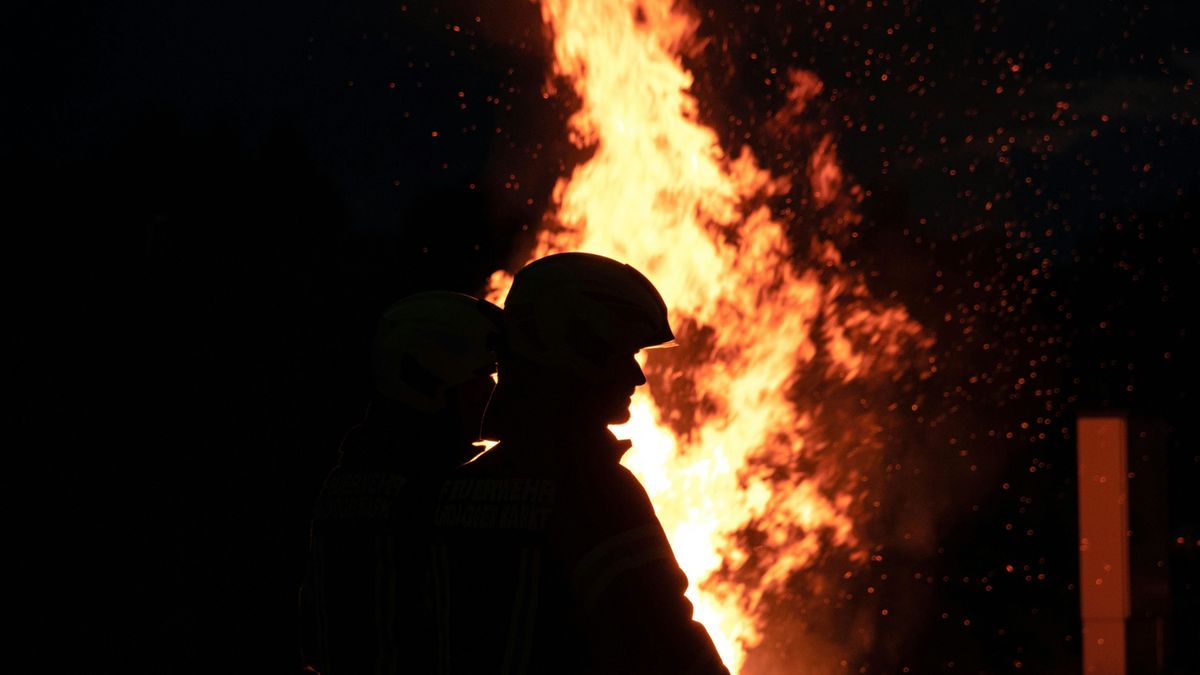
<box><xmin>434</xmin><ymin>253</ymin><xmax>730</xmax><ymax>675</ymax></box>
<box><xmin>301</xmin><ymin>292</ymin><xmax>504</xmax><ymax>675</ymax></box>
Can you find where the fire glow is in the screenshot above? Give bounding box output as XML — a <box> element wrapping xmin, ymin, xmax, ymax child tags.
<box><xmin>488</xmin><ymin>0</ymin><xmax>929</xmax><ymax>671</ymax></box>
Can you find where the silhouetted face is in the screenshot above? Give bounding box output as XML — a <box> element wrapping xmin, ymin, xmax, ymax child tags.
<box><xmin>585</xmin><ymin>350</ymin><xmax>647</xmax><ymax>426</ymax></box>
<box><xmin>491</xmin><ymin>350</ymin><xmax>647</xmax><ymax>434</ymax></box>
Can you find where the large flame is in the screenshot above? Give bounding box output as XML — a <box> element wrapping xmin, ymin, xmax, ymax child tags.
<box><xmin>488</xmin><ymin>1</ymin><xmax>928</xmax><ymax>671</ymax></box>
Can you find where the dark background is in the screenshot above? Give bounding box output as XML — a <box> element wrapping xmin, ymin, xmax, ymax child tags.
<box><xmin>5</xmin><ymin>0</ymin><xmax>1196</xmax><ymax>673</ymax></box>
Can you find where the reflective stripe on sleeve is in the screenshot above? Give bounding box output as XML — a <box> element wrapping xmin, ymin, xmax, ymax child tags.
<box><xmin>570</xmin><ymin>523</ymin><xmax>674</xmax><ymax>612</ymax></box>
<box><xmin>502</xmin><ymin>547</ymin><xmax>542</xmax><ymax>675</ymax></box>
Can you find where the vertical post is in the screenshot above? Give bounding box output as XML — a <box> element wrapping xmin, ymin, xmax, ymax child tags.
<box><xmin>1077</xmin><ymin>415</ymin><xmax>1131</xmax><ymax>675</ymax></box>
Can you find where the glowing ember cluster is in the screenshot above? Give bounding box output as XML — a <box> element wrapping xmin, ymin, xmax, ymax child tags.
<box><xmin>487</xmin><ymin>1</ymin><xmax>930</xmax><ymax>671</ymax></box>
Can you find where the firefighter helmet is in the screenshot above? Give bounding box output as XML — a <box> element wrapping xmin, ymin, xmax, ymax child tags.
<box><xmin>503</xmin><ymin>252</ymin><xmax>675</xmax><ymax>381</ymax></box>
<box><xmin>372</xmin><ymin>292</ymin><xmax>504</xmax><ymax>412</ymax></box>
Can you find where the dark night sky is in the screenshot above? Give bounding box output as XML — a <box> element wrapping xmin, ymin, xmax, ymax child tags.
<box><xmin>5</xmin><ymin>1</ymin><xmax>1198</xmax><ymax>673</ymax></box>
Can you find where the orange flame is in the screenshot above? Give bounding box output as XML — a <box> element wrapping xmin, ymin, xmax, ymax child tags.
<box><xmin>488</xmin><ymin>1</ymin><xmax>928</xmax><ymax>671</ymax></box>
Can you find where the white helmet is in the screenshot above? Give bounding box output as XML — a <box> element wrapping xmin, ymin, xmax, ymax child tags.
<box><xmin>503</xmin><ymin>252</ymin><xmax>675</xmax><ymax>382</ymax></box>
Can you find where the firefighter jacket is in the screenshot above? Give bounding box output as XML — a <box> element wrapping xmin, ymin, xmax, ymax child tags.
<box><xmin>431</xmin><ymin>427</ymin><xmax>730</xmax><ymax>675</ymax></box>
<box><xmin>299</xmin><ymin>422</ymin><xmax>470</xmax><ymax>675</ymax></box>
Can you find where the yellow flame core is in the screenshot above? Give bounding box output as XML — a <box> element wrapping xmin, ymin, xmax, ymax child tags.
<box><xmin>487</xmin><ymin>1</ymin><xmax>927</xmax><ymax>671</ymax></box>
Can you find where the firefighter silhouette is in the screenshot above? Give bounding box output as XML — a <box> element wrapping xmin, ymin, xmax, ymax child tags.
<box><xmin>434</xmin><ymin>253</ymin><xmax>730</xmax><ymax>674</ymax></box>
<box><xmin>299</xmin><ymin>292</ymin><xmax>503</xmax><ymax>675</ymax></box>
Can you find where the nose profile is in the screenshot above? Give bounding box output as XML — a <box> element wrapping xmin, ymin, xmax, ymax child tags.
<box><xmin>629</xmin><ymin>355</ymin><xmax>647</xmax><ymax>387</ymax></box>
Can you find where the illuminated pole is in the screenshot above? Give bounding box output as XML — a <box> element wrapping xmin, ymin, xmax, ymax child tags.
<box><xmin>1076</xmin><ymin>415</ymin><xmax>1130</xmax><ymax>675</ymax></box>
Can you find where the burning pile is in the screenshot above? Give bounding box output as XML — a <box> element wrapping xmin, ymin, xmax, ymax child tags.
<box><xmin>488</xmin><ymin>0</ymin><xmax>930</xmax><ymax>671</ymax></box>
